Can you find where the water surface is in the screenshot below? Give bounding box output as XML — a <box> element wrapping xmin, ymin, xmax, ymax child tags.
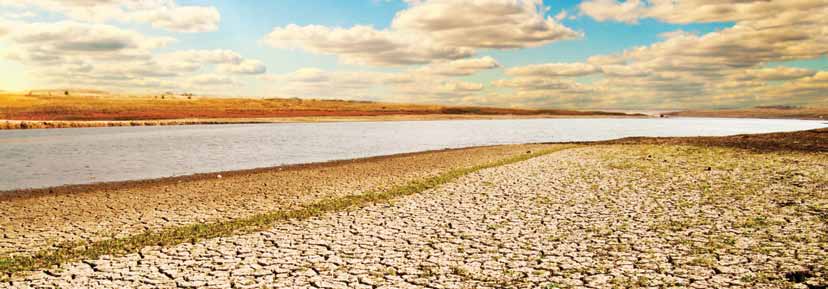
<box><xmin>1</xmin><ymin>118</ymin><xmax>824</xmax><ymax>191</ymax></box>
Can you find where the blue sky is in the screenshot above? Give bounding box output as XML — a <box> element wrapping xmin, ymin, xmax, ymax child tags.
<box><xmin>0</xmin><ymin>0</ymin><xmax>825</xmax><ymax>109</ymax></box>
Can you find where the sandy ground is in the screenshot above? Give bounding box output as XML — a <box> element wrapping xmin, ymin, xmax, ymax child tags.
<box><xmin>7</xmin><ymin>144</ymin><xmax>827</xmax><ymax>289</ymax></box>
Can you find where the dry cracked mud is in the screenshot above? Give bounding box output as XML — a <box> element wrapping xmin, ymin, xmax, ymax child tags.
<box><xmin>6</xmin><ymin>144</ymin><xmax>827</xmax><ymax>289</ymax></box>
<box><xmin>0</xmin><ymin>144</ymin><xmax>551</xmax><ymax>257</ymax></box>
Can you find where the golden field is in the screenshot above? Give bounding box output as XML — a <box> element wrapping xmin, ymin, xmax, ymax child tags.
<box><xmin>0</xmin><ymin>92</ymin><xmax>628</xmax><ymax>122</ymax></box>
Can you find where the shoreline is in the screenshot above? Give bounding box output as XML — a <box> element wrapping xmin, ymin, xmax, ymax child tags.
<box><xmin>4</xmin><ymin>114</ymin><xmax>826</xmax><ymax>131</ymax></box>
<box><xmin>666</xmin><ymin>107</ymin><xmax>827</xmax><ymax>120</ymax></box>
<box><xmin>2</xmin><ymin>127</ymin><xmax>824</xmax><ymax>201</ymax></box>
<box><xmin>0</xmin><ymin>114</ymin><xmax>648</xmax><ymax>130</ymax></box>
<box><xmin>0</xmin><ymin>144</ymin><xmax>508</xmax><ymax>201</ymax></box>
<box><xmin>0</xmin><ymin>143</ymin><xmax>559</xmax><ymax>258</ymax></box>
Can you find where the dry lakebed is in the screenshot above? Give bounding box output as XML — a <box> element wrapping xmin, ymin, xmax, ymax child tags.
<box><xmin>1</xmin><ymin>129</ymin><xmax>826</xmax><ymax>289</ymax></box>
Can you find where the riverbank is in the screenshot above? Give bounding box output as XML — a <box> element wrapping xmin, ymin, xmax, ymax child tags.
<box><xmin>0</xmin><ymin>113</ymin><xmax>645</xmax><ymax>130</ymax></box>
<box><xmin>0</xmin><ymin>144</ymin><xmax>559</xmax><ymax>256</ymax></box>
<box><xmin>2</xmin><ymin>129</ymin><xmax>827</xmax><ymax>288</ymax></box>
<box><xmin>0</xmin><ymin>93</ymin><xmax>637</xmax><ymax>130</ymax></box>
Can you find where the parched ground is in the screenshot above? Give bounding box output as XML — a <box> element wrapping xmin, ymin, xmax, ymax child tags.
<box><xmin>5</xmin><ymin>142</ymin><xmax>827</xmax><ymax>289</ymax></box>
<box><xmin>0</xmin><ymin>144</ymin><xmax>553</xmax><ymax>257</ymax></box>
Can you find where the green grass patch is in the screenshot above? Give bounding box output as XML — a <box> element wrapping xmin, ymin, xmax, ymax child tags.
<box><xmin>0</xmin><ymin>145</ymin><xmax>575</xmax><ymax>277</ymax></box>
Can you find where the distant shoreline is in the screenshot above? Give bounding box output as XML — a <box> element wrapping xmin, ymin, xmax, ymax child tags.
<box><xmin>666</xmin><ymin>107</ymin><xmax>827</xmax><ymax>120</ymax></box>
<box><xmin>0</xmin><ymin>114</ymin><xmax>648</xmax><ymax>130</ymax></box>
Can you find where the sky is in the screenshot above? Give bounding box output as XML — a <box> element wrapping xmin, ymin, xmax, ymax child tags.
<box><xmin>0</xmin><ymin>0</ymin><xmax>826</xmax><ymax>109</ymax></box>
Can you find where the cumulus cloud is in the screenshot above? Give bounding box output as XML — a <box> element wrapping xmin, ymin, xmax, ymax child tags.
<box><xmin>579</xmin><ymin>0</ymin><xmax>826</xmax><ymax>25</ymax></box>
<box><xmin>0</xmin><ymin>0</ymin><xmax>220</xmax><ymax>32</ymax></box>
<box><xmin>258</xmin><ymin>67</ymin><xmax>489</xmax><ymax>103</ymax></box>
<box><xmin>579</xmin><ymin>0</ymin><xmax>645</xmax><ymax>24</ymax></box>
<box><xmin>415</xmin><ymin>56</ymin><xmax>500</xmax><ymax>76</ymax></box>
<box><xmin>217</xmin><ymin>60</ymin><xmax>267</xmax><ymax>75</ymax></box>
<box><xmin>188</xmin><ymin>74</ymin><xmax>237</xmax><ymax>86</ymax></box>
<box><xmin>741</xmin><ymin>67</ymin><xmax>816</xmax><ymax>81</ymax></box>
<box><xmin>264</xmin><ymin>0</ymin><xmax>578</xmax><ymax>66</ymax></box>
<box><xmin>3</xmin><ymin>21</ymin><xmax>172</xmax><ymax>63</ymax></box>
<box><xmin>438</xmin><ymin>81</ymin><xmax>484</xmax><ymax>92</ymax></box>
<box><xmin>392</xmin><ymin>0</ymin><xmax>580</xmax><ymax>49</ymax></box>
<box><xmin>133</xmin><ymin>5</ymin><xmax>220</xmax><ymax>33</ymax></box>
<box><xmin>2</xmin><ymin>0</ymin><xmax>825</xmax><ymax>109</ymax></box>
<box><xmin>275</xmin><ymin>68</ymin><xmax>333</xmax><ymax>83</ymax></box>
<box><xmin>258</xmin><ymin>68</ymin><xmax>397</xmax><ymax>100</ymax></box>
<box><xmin>486</xmin><ymin>0</ymin><xmax>828</xmax><ymax>109</ymax></box>
<box><xmin>159</xmin><ymin>50</ymin><xmax>244</xmax><ymax>66</ymax></box>
<box><xmin>600</xmin><ymin>65</ymin><xmax>650</xmax><ymax>77</ymax></box>
<box><xmin>506</xmin><ymin>62</ymin><xmax>600</xmax><ymax>77</ymax></box>
<box><xmin>0</xmin><ymin>18</ymin><xmax>263</xmax><ymax>93</ymax></box>
<box><xmin>264</xmin><ymin>24</ymin><xmax>473</xmax><ymax>65</ymax></box>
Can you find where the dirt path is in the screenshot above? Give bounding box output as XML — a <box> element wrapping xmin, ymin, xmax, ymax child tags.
<box><xmin>9</xmin><ymin>145</ymin><xmax>826</xmax><ymax>288</ymax></box>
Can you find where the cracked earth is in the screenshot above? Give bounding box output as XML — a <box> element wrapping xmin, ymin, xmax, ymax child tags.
<box><xmin>5</xmin><ymin>145</ymin><xmax>828</xmax><ymax>288</ymax></box>
<box><xmin>0</xmin><ymin>145</ymin><xmax>548</xmax><ymax>257</ymax></box>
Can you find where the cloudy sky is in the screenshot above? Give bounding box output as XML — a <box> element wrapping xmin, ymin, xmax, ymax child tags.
<box><xmin>0</xmin><ymin>0</ymin><xmax>826</xmax><ymax>109</ymax></box>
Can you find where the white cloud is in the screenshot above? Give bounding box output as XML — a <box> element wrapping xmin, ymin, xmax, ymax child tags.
<box><xmin>494</xmin><ymin>77</ymin><xmax>588</xmax><ymax>91</ymax></box>
<box><xmin>160</xmin><ymin>50</ymin><xmax>243</xmax><ymax>65</ymax></box>
<box><xmin>259</xmin><ymin>67</ymin><xmax>490</xmax><ymax>103</ymax></box>
<box><xmin>217</xmin><ymin>60</ymin><xmax>267</xmax><ymax>75</ymax></box>
<box><xmin>415</xmin><ymin>56</ymin><xmax>500</xmax><ymax>76</ymax></box>
<box><xmin>579</xmin><ymin>0</ymin><xmax>828</xmax><ymax>25</ymax></box>
<box><xmin>579</xmin><ymin>0</ymin><xmax>645</xmax><ymax>24</ymax></box>
<box><xmin>4</xmin><ymin>21</ymin><xmax>172</xmax><ymax>61</ymax></box>
<box><xmin>264</xmin><ymin>0</ymin><xmax>578</xmax><ymax>66</ymax></box>
<box><xmin>264</xmin><ymin>24</ymin><xmax>473</xmax><ymax>66</ymax></box>
<box><xmin>188</xmin><ymin>74</ymin><xmax>237</xmax><ymax>86</ymax></box>
<box><xmin>600</xmin><ymin>65</ymin><xmax>650</xmax><ymax>77</ymax></box>
<box><xmin>506</xmin><ymin>62</ymin><xmax>600</xmax><ymax>77</ymax></box>
<box><xmin>133</xmin><ymin>5</ymin><xmax>220</xmax><ymax>33</ymax></box>
<box><xmin>392</xmin><ymin>0</ymin><xmax>580</xmax><ymax>49</ymax></box>
<box><xmin>0</xmin><ymin>19</ymin><xmax>263</xmax><ymax>93</ymax></box>
<box><xmin>499</xmin><ymin>0</ymin><xmax>828</xmax><ymax>109</ymax></box>
<box><xmin>0</xmin><ymin>0</ymin><xmax>220</xmax><ymax>32</ymax></box>
<box><xmin>258</xmin><ymin>68</ymin><xmax>392</xmax><ymax>100</ymax></box>
<box><xmin>438</xmin><ymin>81</ymin><xmax>484</xmax><ymax>92</ymax></box>
<box><xmin>742</xmin><ymin>67</ymin><xmax>816</xmax><ymax>81</ymax></box>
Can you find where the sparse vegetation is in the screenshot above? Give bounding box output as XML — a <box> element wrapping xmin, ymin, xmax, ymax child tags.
<box><xmin>0</xmin><ymin>92</ymin><xmax>632</xmax><ymax>125</ymax></box>
<box><xmin>0</xmin><ymin>146</ymin><xmax>575</xmax><ymax>276</ymax></box>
